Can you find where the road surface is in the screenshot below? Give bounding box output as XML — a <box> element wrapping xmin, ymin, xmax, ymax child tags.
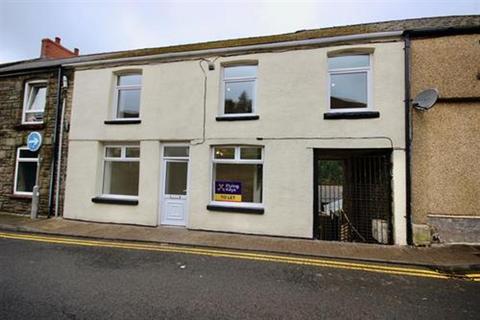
<box><xmin>0</xmin><ymin>233</ymin><xmax>478</xmax><ymax>319</ymax></box>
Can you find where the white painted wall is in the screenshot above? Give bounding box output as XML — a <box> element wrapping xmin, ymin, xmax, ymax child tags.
<box><xmin>64</xmin><ymin>41</ymin><xmax>407</xmax><ymax>243</ymax></box>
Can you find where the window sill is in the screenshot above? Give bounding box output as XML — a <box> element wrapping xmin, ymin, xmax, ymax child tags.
<box><xmin>104</xmin><ymin>119</ymin><xmax>141</xmax><ymax>125</ymax></box>
<box><xmin>10</xmin><ymin>194</ymin><xmax>32</xmax><ymax>200</ymax></box>
<box><xmin>216</xmin><ymin>115</ymin><xmax>259</xmax><ymax>121</ymax></box>
<box><xmin>324</xmin><ymin>111</ymin><xmax>380</xmax><ymax>120</ymax></box>
<box><xmin>14</xmin><ymin>123</ymin><xmax>45</xmax><ymax>131</ymax></box>
<box><xmin>91</xmin><ymin>196</ymin><xmax>138</xmax><ymax>205</ymax></box>
<box><xmin>206</xmin><ymin>204</ymin><xmax>264</xmax><ymax>214</ymax></box>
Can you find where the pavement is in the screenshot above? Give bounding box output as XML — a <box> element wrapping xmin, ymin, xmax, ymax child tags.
<box><xmin>1</xmin><ymin>236</ymin><xmax>479</xmax><ymax>319</ymax></box>
<box><xmin>0</xmin><ymin>212</ymin><xmax>479</xmax><ymax>273</ymax></box>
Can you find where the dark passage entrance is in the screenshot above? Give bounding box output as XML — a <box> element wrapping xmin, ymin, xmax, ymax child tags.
<box><xmin>314</xmin><ymin>149</ymin><xmax>393</xmax><ymax>244</ymax></box>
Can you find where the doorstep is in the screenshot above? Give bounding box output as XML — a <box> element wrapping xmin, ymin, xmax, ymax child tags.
<box><xmin>0</xmin><ymin>212</ymin><xmax>479</xmax><ymax>273</ymax></box>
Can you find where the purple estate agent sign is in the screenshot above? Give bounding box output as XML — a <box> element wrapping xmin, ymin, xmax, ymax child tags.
<box><xmin>214</xmin><ymin>181</ymin><xmax>242</xmax><ymax>202</ymax></box>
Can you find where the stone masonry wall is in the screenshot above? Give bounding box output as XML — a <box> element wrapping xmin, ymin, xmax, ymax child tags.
<box><xmin>0</xmin><ymin>70</ymin><xmax>62</xmax><ymax>216</ymax></box>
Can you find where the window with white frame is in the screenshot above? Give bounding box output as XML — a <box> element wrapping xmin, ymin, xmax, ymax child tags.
<box><xmin>328</xmin><ymin>55</ymin><xmax>371</xmax><ymax>111</ymax></box>
<box><xmin>211</xmin><ymin>146</ymin><xmax>263</xmax><ymax>206</ymax></box>
<box><xmin>102</xmin><ymin>144</ymin><xmax>140</xmax><ymax>198</ymax></box>
<box><xmin>23</xmin><ymin>80</ymin><xmax>47</xmax><ymax>123</ymax></box>
<box><xmin>221</xmin><ymin>65</ymin><xmax>257</xmax><ymax>115</ymax></box>
<box><xmin>113</xmin><ymin>73</ymin><xmax>142</xmax><ymax>119</ymax></box>
<box><xmin>14</xmin><ymin>147</ymin><xmax>39</xmax><ymax>195</ymax></box>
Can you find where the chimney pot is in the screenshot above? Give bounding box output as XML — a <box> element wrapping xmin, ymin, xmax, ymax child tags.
<box><xmin>55</xmin><ymin>37</ymin><xmax>61</xmax><ymax>44</ymax></box>
<box><xmin>74</xmin><ymin>48</ymin><xmax>79</xmax><ymax>55</ymax></box>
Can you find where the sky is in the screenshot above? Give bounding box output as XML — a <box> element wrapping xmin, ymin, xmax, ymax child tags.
<box><xmin>0</xmin><ymin>0</ymin><xmax>479</xmax><ymax>63</ymax></box>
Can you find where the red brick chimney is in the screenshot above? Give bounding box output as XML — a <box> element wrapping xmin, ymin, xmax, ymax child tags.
<box><xmin>40</xmin><ymin>37</ymin><xmax>79</xmax><ymax>59</ymax></box>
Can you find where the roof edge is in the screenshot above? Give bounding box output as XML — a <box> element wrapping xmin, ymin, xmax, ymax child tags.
<box><xmin>405</xmin><ymin>24</ymin><xmax>480</xmax><ymax>37</ymax></box>
<box><xmin>64</xmin><ymin>30</ymin><xmax>403</xmax><ymax>68</ymax></box>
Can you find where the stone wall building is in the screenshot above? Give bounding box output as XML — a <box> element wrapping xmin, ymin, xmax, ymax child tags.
<box><xmin>0</xmin><ymin>38</ymin><xmax>92</xmax><ymax>217</ymax></box>
<box><xmin>410</xmin><ymin>26</ymin><xmax>480</xmax><ymax>244</ymax></box>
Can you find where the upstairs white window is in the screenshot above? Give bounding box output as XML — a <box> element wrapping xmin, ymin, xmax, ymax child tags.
<box><xmin>14</xmin><ymin>147</ymin><xmax>39</xmax><ymax>195</ymax></box>
<box><xmin>328</xmin><ymin>55</ymin><xmax>371</xmax><ymax>111</ymax></box>
<box><xmin>221</xmin><ymin>65</ymin><xmax>257</xmax><ymax>115</ymax></box>
<box><xmin>23</xmin><ymin>80</ymin><xmax>47</xmax><ymax>124</ymax></box>
<box><xmin>211</xmin><ymin>146</ymin><xmax>263</xmax><ymax>207</ymax></box>
<box><xmin>102</xmin><ymin>144</ymin><xmax>140</xmax><ymax>198</ymax></box>
<box><xmin>114</xmin><ymin>73</ymin><xmax>142</xmax><ymax>119</ymax></box>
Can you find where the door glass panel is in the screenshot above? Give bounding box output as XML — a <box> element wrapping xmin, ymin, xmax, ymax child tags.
<box><xmin>164</xmin><ymin>146</ymin><xmax>189</xmax><ymax>157</ymax></box>
<box><xmin>165</xmin><ymin>162</ymin><xmax>188</xmax><ymax>195</ymax></box>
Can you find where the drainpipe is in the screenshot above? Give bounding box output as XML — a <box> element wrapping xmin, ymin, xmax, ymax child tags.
<box><xmin>47</xmin><ymin>66</ymin><xmax>63</xmax><ymax>218</ymax></box>
<box><xmin>403</xmin><ymin>32</ymin><xmax>413</xmax><ymax>245</ymax></box>
<box><xmin>54</xmin><ymin>76</ymin><xmax>67</xmax><ymax>217</ymax></box>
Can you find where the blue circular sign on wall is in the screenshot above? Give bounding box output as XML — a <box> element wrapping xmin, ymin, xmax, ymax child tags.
<box><xmin>27</xmin><ymin>132</ymin><xmax>42</xmax><ymax>152</ymax></box>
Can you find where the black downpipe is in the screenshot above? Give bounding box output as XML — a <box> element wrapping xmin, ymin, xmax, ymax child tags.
<box><xmin>47</xmin><ymin>66</ymin><xmax>63</xmax><ymax>218</ymax></box>
<box><xmin>403</xmin><ymin>32</ymin><xmax>413</xmax><ymax>245</ymax></box>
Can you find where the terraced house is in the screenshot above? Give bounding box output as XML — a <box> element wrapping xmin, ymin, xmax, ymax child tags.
<box><xmin>0</xmin><ymin>38</ymin><xmax>116</xmax><ymax>219</ymax></box>
<box><xmin>407</xmin><ymin>22</ymin><xmax>480</xmax><ymax>244</ymax></box>
<box><xmin>2</xmin><ymin>16</ymin><xmax>478</xmax><ymax>246</ymax></box>
<box><xmin>0</xmin><ymin>38</ymin><xmax>79</xmax><ymax>218</ymax></box>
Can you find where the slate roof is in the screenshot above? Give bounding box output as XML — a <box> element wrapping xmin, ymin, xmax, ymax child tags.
<box><xmin>1</xmin><ymin>14</ymin><xmax>478</xmax><ymax>74</ymax></box>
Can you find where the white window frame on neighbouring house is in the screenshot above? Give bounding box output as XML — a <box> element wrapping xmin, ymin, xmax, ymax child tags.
<box><xmin>22</xmin><ymin>80</ymin><xmax>48</xmax><ymax>124</ymax></box>
<box><xmin>112</xmin><ymin>72</ymin><xmax>142</xmax><ymax>120</ymax></box>
<box><xmin>210</xmin><ymin>146</ymin><xmax>264</xmax><ymax>208</ymax></box>
<box><xmin>327</xmin><ymin>54</ymin><xmax>372</xmax><ymax>113</ymax></box>
<box><xmin>13</xmin><ymin>147</ymin><xmax>39</xmax><ymax>196</ymax></box>
<box><xmin>220</xmin><ymin>64</ymin><xmax>258</xmax><ymax>117</ymax></box>
<box><xmin>100</xmin><ymin>144</ymin><xmax>140</xmax><ymax>200</ymax></box>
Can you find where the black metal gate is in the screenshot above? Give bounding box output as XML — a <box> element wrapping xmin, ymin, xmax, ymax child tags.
<box><xmin>314</xmin><ymin>149</ymin><xmax>393</xmax><ymax>244</ymax></box>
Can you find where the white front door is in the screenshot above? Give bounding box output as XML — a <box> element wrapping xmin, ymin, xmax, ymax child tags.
<box><xmin>161</xmin><ymin>156</ymin><xmax>189</xmax><ymax>226</ymax></box>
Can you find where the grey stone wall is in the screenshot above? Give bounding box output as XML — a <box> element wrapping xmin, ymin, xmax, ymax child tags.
<box><xmin>429</xmin><ymin>216</ymin><xmax>480</xmax><ymax>244</ymax></box>
<box><xmin>0</xmin><ymin>69</ymin><xmax>73</xmax><ymax>217</ymax></box>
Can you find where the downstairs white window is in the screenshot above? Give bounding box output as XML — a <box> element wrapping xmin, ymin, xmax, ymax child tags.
<box><xmin>211</xmin><ymin>146</ymin><xmax>263</xmax><ymax>207</ymax></box>
<box><xmin>102</xmin><ymin>144</ymin><xmax>140</xmax><ymax>198</ymax></box>
<box><xmin>14</xmin><ymin>147</ymin><xmax>39</xmax><ymax>195</ymax></box>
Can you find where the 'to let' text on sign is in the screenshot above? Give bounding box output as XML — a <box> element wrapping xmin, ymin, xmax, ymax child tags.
<box><xmin>214</xmin><ymin>181</ymin><xmax>242</xmax><ymax>202</ymax></box>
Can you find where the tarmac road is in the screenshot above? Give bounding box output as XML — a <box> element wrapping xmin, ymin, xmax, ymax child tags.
<box><xmin>0</xmin><ymin>235</ymin><xmax>479</xmax><ymax>320</ymax></box>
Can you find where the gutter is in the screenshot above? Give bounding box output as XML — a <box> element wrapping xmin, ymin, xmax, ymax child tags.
<box><xmin>407</xmin><ymin>25</ymin><xmax>480</xmax><ymax>37</ymax></box>
<box><xmin>0</xmin><ymin>67</ymin><xmax>60</xmax><ymax>78</ymax></box>
<box><xmin>63</xmin><ymin>31</ymin><xmax>403</xmax><ymax>67</ymax></box>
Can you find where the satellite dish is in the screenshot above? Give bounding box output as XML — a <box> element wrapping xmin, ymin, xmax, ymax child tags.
<box><xmin>413</xmin><ymin>88</ymin><xmax>439</xmax><ymax>111</ymax></box>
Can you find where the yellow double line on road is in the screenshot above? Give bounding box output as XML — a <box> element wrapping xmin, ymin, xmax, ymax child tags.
<box><xmin>0</xmin><ymin>231</ymin><xmax>476</xmax><ymax>281</ymax></box>
<box><xmin>465</xmin><ymin>274</ymin><xmax>480</xmax><ymax>282</ymax></box>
